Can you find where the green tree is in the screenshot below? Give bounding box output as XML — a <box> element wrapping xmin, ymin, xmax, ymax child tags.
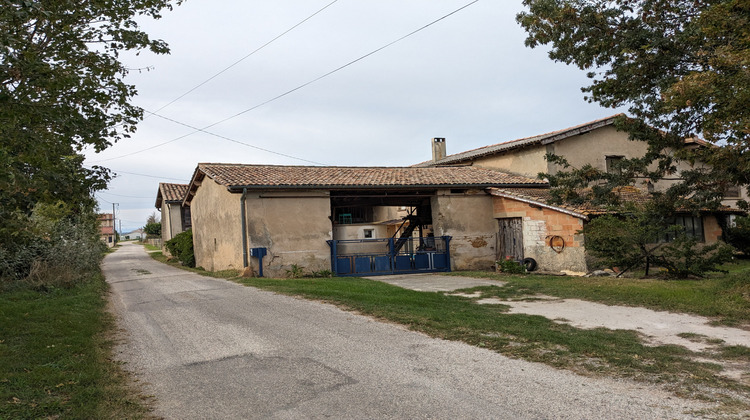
<box><xmin>1</xmin><ymin>0</ymin><xmax>181</xmax><ymax>279</ymax></box>
<box><xmin>518</xmin><ymin>0</ymin><xmax>750</xmax><ymax>207</ymax></box>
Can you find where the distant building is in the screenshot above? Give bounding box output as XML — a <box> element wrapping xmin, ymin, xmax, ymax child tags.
<box><xmin>124</xmin><ymin>228</ymin><xmax>145</xmax><ymax>240</ymax></box>
<box><xmin>98</xmin><ymin>213</ymin><xmax>115</xmax><ymax>247</ymax></box>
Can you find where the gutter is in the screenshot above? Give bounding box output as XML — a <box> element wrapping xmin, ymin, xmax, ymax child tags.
<box><xmin>241</xmin><ymin>187</ymin><xmax>248</xmax><ymax>268</ymax></box>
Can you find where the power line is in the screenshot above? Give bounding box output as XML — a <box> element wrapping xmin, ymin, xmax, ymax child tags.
<box><xmin>148</xmin><ymin>0</ymin><xmax>340</xmax><ymax>116</ymax></box>
<box><xmin>100</xmin><ymin>167</ymin><xmax>189</xmax><ymax>182</ymax></box>
<box><xmin>98</xmin><ymin>191</ymin><xmax>155</xmax><ymax>199</ymax></box>
<box><xmin>91</xmin><ymin>1</ymin><xmax>481</xmax><ymax>163</ymax></box>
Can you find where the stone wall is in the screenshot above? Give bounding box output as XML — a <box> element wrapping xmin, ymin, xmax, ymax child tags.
<box><xmin>492</xmin><ymin>196</ymin><xmax>588</xmax><ymax>273</ymax></box>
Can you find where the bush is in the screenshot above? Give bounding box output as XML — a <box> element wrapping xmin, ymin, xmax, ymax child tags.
<box><xmin>725</xmin><ymin>215</ymin><xmax>750</xmax><ymax>255</ymax></box>
<box><xmin>584</xmin><ymin>213</ymin><xmax>734</xmax><ymax>278</ymax></box>
<box><xmin>144</xmin><ymin>222</ymin><xmax>161</xmax><ymax>237</ymax></box>
<box><xmin>496</xmin><ymin>257</ymin><xmax>526</xmax><ymax>274</ymax></box>
<box><xmin>0</xmin><ymin>204</ymin><xmax>106</xmax><ymax>289</ymax></box>
<box><xmin>165</xmin><ymin>229</ymin><xmax>195</xmax><ymax>267</ymax></box>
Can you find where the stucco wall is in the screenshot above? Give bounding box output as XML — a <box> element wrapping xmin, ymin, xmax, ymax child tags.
<box><xmin>431</xmin><ymin>190</ymin><xmax>497</xmax><ymax>271</ymax></box>
<box><xmin>191</xmin><ymin>178</ymin><xmax>243</xmax><ymax>272</ymax></box>
<box><xmin>471</xmin><ymin>146</ymin><xmax>548</xmax><ymax>178</ymax></box>
<box><xmin>333</xmin><ymin>224</ymin><xmax>390</xmax><ymax>240</ymax></box>
<box><xmin>244</xmin><ymin>190</ymin><xmax>332</xmax><ymax>278</ymax></box>
<box><xmin>493</xmin><ymin>196</ymin><xmax>588</xmax><ymax>273</ymax></box>
<box><xmin>161</xmin><ymin>202</ymin><xmax>184</xmax><ymax>247</ymax></box>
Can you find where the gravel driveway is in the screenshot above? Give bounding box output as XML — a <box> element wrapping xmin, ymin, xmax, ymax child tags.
<box><xmin>106</xmin><ymin>243</ymin><xmax>712</xmax><ymax>419</ymax></box>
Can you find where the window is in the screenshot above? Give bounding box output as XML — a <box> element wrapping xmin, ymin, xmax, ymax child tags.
<box><xmin>664</xmin><ymin>215</ymin><xmax>704</xmax><ymax>242</ymax></box>
<box><xmin>605</xmin><ymin>155</ymin><xmax>625</xmax><ymax>175</ymax></box>
<box><xmin>363</xmin><ymin>229</ymin><xmax>373</xmax><ymax>238</ymax></box>
<box><xmin>724</xmin><ymin>185</ymin><xmax>742</xmax><ymax>198</ymax></box>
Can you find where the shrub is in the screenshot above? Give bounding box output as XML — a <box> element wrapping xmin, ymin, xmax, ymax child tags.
<box><xmin>0</xmin><ymin>204</ymin><xmax>106</xmax><ymax>289</ymax></box>
<box><xmin>725</xmin><ymin>215</ymin><xmax>750</xmax><ymax>255</ymax></box>
<box><xmin>165</xmin><ymin>229</ymin><xmax>195</xmax><ymax>268</ymax></box>
<box><xmin>584</xmin><ymin>213</ymin><xmax>734</xmax><ymax>278</ymax></box>
<box><xmin>496</xmin><ymin>257</ymin><xmax>526</xmax><ymax>274</ymax></box>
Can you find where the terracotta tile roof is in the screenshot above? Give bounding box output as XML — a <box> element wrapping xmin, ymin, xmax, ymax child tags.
<box><xmin>200</xmin><ymin>163</ymin><xmax>544</xmax><ymax>188</ymax></box>
<box><xmin>155</xmin><ymin>183</ymin><xmax>189</xmax><ymax>208</ymax></box>
<box><xmin>100</xmin><ymin>226</ymin><xmax>114</xmax><ymax>235</ymax></box>
<box><xmin>490</xmin><ymin>186</ymin><xmax>741</xmax><ymax>219</ymax></box>
<box><xmin>185</xmin><ymin>163</ymin><xmax>547</xmax><ymax>204</ymax></box>
<box><xmin>416</xmin><ymin>114</ymin><xmax>623</xmax><ymax>167</ymax></box>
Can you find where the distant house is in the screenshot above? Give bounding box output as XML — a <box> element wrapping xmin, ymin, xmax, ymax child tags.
<box><xmin>155</xmin><ymin>183</ymin><xmax>191</xmax><ymax>245</ymax></box>
<box><xmin>98</xmin><ymin>213</ymin><xmax>115</xmax><ymax>247</ymax></box>
<box><xmin>123</xmin><ymin>229</ymin><xmax>145</xmax><ymax>241</ymax></box>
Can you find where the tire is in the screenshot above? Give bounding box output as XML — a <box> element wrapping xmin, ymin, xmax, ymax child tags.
<box><xmin>522</xmin><ymin>257</ymin><xmax>537</xmax><ymax>272</ymax></box>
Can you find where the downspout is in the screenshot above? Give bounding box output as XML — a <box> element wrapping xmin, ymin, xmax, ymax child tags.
<box><xmin>241</xmin><ymin>188</ymin><xmax>249</xmax><ymax>268</ymax></box>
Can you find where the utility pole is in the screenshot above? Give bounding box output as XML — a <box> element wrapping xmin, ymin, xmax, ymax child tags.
<box><xmin>112</xmin><ymin>203</ymin><xmax>119</xmax><ymax>246</ymax></box>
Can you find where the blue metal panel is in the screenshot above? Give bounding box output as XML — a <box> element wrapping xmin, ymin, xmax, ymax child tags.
<box><xmin>355</xmin><ymin>257</ymin><xmax>371</xmax><ymax>273</ymax></box>
<box><xmin>336</xmin><ymin>257</ymin><xmax>352</xmax><ymax>275</ymax></box>
<box><xmin>374</xmin><ymin>256</ymin><xmax>390</xmax><ymax>272</ymax></box>
<box><xmin>394</xmin><ymin>255</ymin><xmax>412</xmax><ymax>271</ymax></box>
<box><xmin>415</xmin><ymin>253</ymin><xmax>430</xmax><ymax>269</ymax></box>
<box><xmin>433</xmin><ymin>253</ymin><xmax>448</xmax><ymax>269</ymax></box>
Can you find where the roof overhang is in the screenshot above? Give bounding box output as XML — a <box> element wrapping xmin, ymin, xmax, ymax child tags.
<box><xmin>488</xmin><ymin>188</ymin><xmax>590</xmax><ymax>220</ymax></box>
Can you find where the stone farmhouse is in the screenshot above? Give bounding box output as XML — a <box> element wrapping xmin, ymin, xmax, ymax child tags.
<box><xmin>158</xmin><ymin>115</ymin><xmax>742</xmax><ymax>277</ymax></box>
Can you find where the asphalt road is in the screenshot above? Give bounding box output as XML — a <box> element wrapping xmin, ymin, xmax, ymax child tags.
<box><xmin>105</xmin><ymin>242</ymin><xmax>707</xmax><ymax>419</ymax></box>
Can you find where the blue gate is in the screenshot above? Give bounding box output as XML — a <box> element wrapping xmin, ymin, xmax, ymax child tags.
<box><xmin>327</xmin><ymin>236</ymin><xmax>452</xmax><ymax>276</ymax></box>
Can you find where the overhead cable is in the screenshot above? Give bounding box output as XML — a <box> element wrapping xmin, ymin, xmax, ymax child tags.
<box><xmin>91</xmin><ymin>0</ymin><xmax>480</xmax><ymax>163</ymax></box>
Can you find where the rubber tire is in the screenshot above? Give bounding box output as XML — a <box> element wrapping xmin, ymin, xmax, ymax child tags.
<box><xmin>522</xmin><ymin>257</ymin><xmax>537</xmax><ymax>272</ymax></box>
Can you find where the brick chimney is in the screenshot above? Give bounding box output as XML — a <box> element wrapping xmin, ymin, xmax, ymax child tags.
<box><xmin>432</xmin><ymin>137</ymin><xmax>446</xmax><ymax>162</ymax></box>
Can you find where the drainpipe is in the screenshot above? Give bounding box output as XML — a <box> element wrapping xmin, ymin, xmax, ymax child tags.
<box><xmin>241</xmin><ymin>188</ymin><xmax>249</xmax><ymax>268</ymax></box>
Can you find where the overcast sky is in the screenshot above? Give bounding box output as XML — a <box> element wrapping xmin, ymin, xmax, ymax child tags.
<box><xmin>84</xmin><ymin>0</ymin><xmax>621</xmax><ymax>232</ymax></box>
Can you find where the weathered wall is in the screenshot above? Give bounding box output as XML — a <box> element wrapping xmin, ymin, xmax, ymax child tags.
<box><xmin>161</xmin><ymin>202</ymin><xmax>185</xmax><ymax>248</ymax></box>
<box><xmin>431</xmin><ymin>190</ymin><xmax>497</xmax><ymax>270</ymax></box>
<box><xmin>471</xmin><ymin>146</ymin><xmax>548</xmax><ymax>178</ymax></box>
<box><xmin>468</xmin><ymin>126</ymin><xmax>748</xmax><ymax>208</ymax></box>
<box><xmin>493</xmin><ymin>196</ymin><xmax>588</xmax><ymax>273</ymax></box>
<box><xmin>245</xmin><ymin>190</ymin><xmax>332</xmax><ymax>278</ymax></box>
<box><xmin>703</xmin><ymin>214</ymin><xmax>724</xmax><ymax>244</ymax></box>
<box><xmin>191</xmin><ymin>178</ymin><xmax>243</xmax><ymax>272</ymax></box>
<box><xmin>333</xmin><ymin>224</ymin><xmax>390</xmax><ymax>240</ymax></box>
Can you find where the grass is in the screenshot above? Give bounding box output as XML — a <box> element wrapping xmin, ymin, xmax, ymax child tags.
<box><xmin>450</xmin><ymin>264</ymin><xmax>750</xmax><ymax>327</ymax></box>
<box><xmin>141</xmin><ymin>243</ymin><xmax>161</xmax><ymax>252</ymax></box>
<box><xmin>0</xmin><ymin>274</ymin><xmax>150</xmax><ymax>419</ymax></box>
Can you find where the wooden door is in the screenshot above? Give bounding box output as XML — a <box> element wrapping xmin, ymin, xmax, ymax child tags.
<box><xmin>497</xmin><ymin>218</ymin><xmax>524</xmax><ymax>261</ymax></box>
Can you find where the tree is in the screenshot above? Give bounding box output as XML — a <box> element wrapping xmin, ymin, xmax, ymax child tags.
<box><xmin>517</xmin><ymin>0</ymin><xmax>750</xmax><ymax>208</ymax></box>
<box><xmin>1</xmin><ymin>0</ymin><xmax>181</xmax><ymax>280</ymax></box>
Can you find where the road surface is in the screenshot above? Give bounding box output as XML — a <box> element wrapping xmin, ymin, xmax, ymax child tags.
<box><xmin>105</xmin><ymin>242</ymin><xmax>707</xmax><ymax>419</ymax></box>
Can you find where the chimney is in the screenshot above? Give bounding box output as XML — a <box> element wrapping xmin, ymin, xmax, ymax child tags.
<box><xmin>432</xmin><ymin>137</ymin><xmax>446</xmax><ymax>162</ymax></box>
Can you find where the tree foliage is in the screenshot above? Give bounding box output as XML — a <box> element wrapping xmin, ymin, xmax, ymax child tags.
<box><xmin>583</xmin><ymin>211</ymin><xmax>734</xmax><ymax>278</ymax></box>
<box><xmin>144</xmin><ymin>222</ymin><xmax>161</xmax><ymax>236</ymax></box>
<box><xmin>0</xmin><ymin>0</ymin><xmax>180</xmax><ymax>278</ymax></box>
<box><xmin>518</xmin><ymin>0</ymin><xmax>750</xmax><ymax>206</ymax></box>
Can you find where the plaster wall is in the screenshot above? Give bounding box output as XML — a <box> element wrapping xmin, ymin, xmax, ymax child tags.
<box><xmin>333</xmin><ymin>224</ymin><xmax>390</xmax><ymax>240</ymax></box>
<box><xmin>493</xmin><ymin>196</ymin><xmax>588</xmax><ymax>273</ymax></box>
<box><xmin>244</xmin><ymin>190</ymin><xmax>332</xmax><ymax>278</ymax></box>
<box><xmin>161</xmin><ymin>202</ymin><xmax>184</xmax><ymax>247</ymax></box>
<box><xmin>431</xmin><ymin>190</ymin><xmax>497</xmax><ymax>270</ymax></box>
<box><xmin>190</xmin><ymin>178</ymin><xmax>243</xmax><ymax>272</ymax></box>
<box><xmin>470</xmin><ymin>146</ymin><xmax>548</xmax><ymax>178</ymax></box>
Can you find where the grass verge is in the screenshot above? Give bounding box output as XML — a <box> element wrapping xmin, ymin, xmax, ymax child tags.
<box><xmin>0</xmin><ymin>274</ymin><xmax>150</xmax><ymax>419</ymax></box>
<box><xmin>451</xmin><ymin>262</ymin><xmax>750</xmax><ymax>326</ymax></box>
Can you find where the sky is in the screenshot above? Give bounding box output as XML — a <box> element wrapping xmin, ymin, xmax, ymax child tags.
<box><xmin>84</xmin><ymin>0</ymin><xmax>622</xmax><ymax>232</ymax></box>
